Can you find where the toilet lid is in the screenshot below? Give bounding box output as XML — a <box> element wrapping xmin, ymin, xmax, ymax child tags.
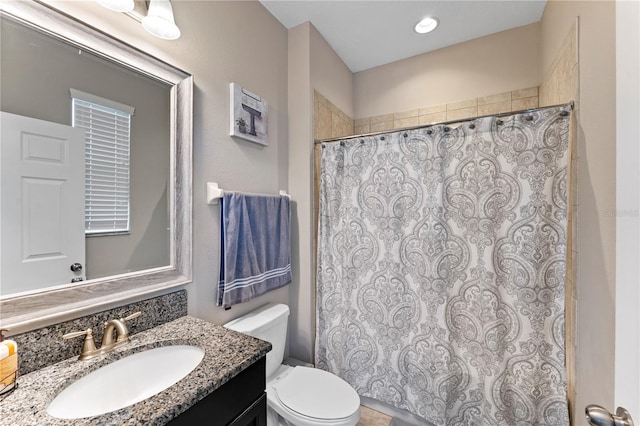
<box><xmin>274</xmin><ymin>367</ymin><xmax>359</xmax><ymax>420</ymax></box>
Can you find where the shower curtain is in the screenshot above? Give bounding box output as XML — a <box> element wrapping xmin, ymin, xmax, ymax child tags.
<box><xmin>316</xmin><ymin>106</ymin><xmax>571</xmax><ymax>426</ymax></box>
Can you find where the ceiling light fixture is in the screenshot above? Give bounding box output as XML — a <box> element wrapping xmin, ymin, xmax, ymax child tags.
<box><xmin>414</xmin><ymin>17</ymin><xmax>439</xmax><ymax>34</ymax></box>
<box><xmin>142</xmin><ymin>0</ymin><xmax>181</xmax><ymax>40</ymax></box>
<box><xmin>96</xmin><ymin>0</ymin><xmax>181</xmax><ymax>40</ymax></box>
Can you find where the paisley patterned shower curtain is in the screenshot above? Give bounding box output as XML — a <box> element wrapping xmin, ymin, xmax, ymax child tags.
<box><xmin>316</xmin><ymin>106</ymin><xmax>571</xmax><ymax>426</ymax></box>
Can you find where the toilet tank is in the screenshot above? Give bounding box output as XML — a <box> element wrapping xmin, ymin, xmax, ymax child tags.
<box><xmin>224</xmin><ymin>303</ymin><xmax>290</xmax><ymax>379</ymax></box>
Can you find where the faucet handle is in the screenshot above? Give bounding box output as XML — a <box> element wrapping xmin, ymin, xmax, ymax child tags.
<box><xmin>63</xmin><ymin>328</ymin><xmax>100</xmax><ymax>360</ymax></box>
<box><xmin>115</xmin><ymin>311</ymin><xmax>141</xmax><ymax>336</ymax></box>
<box><xmin>121</xmin><ymin>311</ymin><xmax>141</xmax><ymax>323</ymax></box>
<box><xmin>62</xmin><ymin>328</ymin><xmax>91</xmax><ymax>340</ymax></box>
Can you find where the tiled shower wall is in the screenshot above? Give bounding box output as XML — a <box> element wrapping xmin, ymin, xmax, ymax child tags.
<box><xmin>353</xmin><ymin>87</ymin><xmax>539</xmax><ymax>135</ymax></box>
<box><xmin>314</xmin><ymin>90</ymin><xmax>355</xmax><ymax>141</ymax></box>
<box><xmin>313</xmin><ymin>85</ymin><xmax>545</xmax><ymax>144</ymax></box>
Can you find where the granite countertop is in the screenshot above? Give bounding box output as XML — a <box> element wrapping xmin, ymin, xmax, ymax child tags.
<box><xmin>0</xmin><ymin>316</ymin><xmax>271</xmax><ymax>425</ymax></box>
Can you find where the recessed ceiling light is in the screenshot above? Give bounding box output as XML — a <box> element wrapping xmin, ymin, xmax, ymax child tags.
<box><xmin>414</xmin><ymin>17</ymin><xmax>439</xmax><ymax>34</ymax></box>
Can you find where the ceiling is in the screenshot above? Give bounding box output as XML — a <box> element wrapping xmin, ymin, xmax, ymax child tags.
<box><xmin>259</xmin><ymin>1</ymin><xmax>547</xmax><ymax>73</ymax></box>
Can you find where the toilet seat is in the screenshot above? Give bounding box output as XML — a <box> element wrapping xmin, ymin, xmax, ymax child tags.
<box><xmin>268</xmin><ymin>366</ymin><xmax>360</xmax><ymax>426</ymax></box>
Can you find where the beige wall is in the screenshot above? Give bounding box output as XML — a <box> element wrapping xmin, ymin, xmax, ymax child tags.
<box><xmin>288</xmin><ymin>22</ymin><xmax>355</xmax><ymax>363</ymax></box>
<box><xmin>354</xmin><ymin>23</ymin><xmax>541</xmax><ymax>119</ymax></box>
<box><xmin>40</xmin><ymin>0</ymin><xmax>291</xmax><ymax>325</ymax></box>
<box><xmin>541</xmin><ymin>1</ymin><xmax>617</xmax><ymax>422</ymax></box>
<box><xmin>288</xmin><ymin>22</ymin><xmax>314</xmax><ymax>362</ymax></box>
<box><xmin>310</xmin><ymin>26</ymin><xmax>355</xmax><ymax>119</ymax></box>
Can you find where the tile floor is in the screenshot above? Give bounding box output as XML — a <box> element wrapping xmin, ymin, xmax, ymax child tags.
<box><xmin>358</xmin><ymin>406</ymin><xmax>393</xmax><ymax>426</ymax></box>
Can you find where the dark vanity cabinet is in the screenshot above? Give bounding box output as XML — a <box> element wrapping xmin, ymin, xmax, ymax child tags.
<box><xmin>169</xmin><ymin>357</ymin><xmax>266</xmax><ymax>426</ymax></box>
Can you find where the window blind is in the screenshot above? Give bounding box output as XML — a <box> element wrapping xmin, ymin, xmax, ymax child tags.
<box><xmin>71</xmin><ymin>91</ymin><xmax>134</xmax><ymax>235</ymax></box>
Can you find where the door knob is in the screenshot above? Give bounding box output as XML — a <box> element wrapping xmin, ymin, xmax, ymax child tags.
<box><xmin>70</xmin><ymin>263</ymin><xmax>83</xmax><ymax>272</ymax></box>
<box><xmin>586</xmin><ymin>404</ymin><xmax>634</xmax><ymax>426</ymax></box>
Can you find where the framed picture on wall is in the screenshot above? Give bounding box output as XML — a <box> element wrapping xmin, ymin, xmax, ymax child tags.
<box><xmin>229</xmin><ymin>82</ymin><xmax>268</xmax><ymax>145</ymax></box>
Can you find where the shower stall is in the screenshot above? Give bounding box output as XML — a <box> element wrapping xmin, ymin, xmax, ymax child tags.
<box><xmin>314</xmin><ymin>103</ymin><xmax>573</xmax><ymax>426</ymax></box>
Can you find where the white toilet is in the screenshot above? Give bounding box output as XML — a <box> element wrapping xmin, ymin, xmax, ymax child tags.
<box><xmin>224</xmin><ymin>303</ymin><xmax>361</xmax><ymax>426</ymax></box>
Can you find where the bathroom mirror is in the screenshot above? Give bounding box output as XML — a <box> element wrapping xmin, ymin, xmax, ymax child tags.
<box><xmin>0</xmin><ymin>1</ymin><xmax>192</xmax><ymax>333</ymax></box>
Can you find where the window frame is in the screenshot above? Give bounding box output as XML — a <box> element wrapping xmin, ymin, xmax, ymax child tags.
<box><xmin>70</xmin><ymin>88</ymin><xmax>134</xmax><ymax>236</ymax></box>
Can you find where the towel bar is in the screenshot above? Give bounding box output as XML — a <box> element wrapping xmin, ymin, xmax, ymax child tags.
<box><xmin>206</xmin><ymin>182</ymin><xmax>290</xmax><ymax>204</ymax></box>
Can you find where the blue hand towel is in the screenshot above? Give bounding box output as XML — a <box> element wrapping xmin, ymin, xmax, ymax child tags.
<box><xmin>218</xmin><ymin>192</ymin><xmax>291</xmax><ymax>308</ymax></box>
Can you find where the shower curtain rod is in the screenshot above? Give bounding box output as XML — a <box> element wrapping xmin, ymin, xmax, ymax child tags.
<box><xmin>314</xmin><ymin>100</ymin><xmax>574</xmax><ymax>144</ymax></box>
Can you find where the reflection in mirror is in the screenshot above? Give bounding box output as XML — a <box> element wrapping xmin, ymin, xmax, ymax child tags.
<box><xmin>1</xmin><ymin>17</ymin><xmax>171</xmax><ymax>292</ymax></box>
<box><xmin>0</xmin><ymin>1</ymin><xmax>192</xmax><ymax>334</ymax></box>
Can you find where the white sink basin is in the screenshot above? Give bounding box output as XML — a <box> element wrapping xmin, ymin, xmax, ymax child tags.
<box><xmin>47</xmin><ymin>345</ymin><xmax>205</xmax><ymax>419</ymax></box>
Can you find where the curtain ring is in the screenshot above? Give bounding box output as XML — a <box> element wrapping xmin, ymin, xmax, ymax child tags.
<box><xmin>525</xmin><ymin>115</ymin><xmax>534</xmax><ymax>121</ymax></box>
<box><xmin>444</xmin><ymin>127</ymin><xmax>450</xmax><ymax>132</ymax></box>
<box><xmin>403</xmin><ymin>132</ymin><xmax>408</xmax><ymax>138</ymax></box>
<box><xmin>360</xmin><ymin>139</ymin><xmax>365</xmax><ymax>144</ymax></box>
<box><xmin>380</xmin><ymin>136</ymin><xmax>385</xmax><ymax>141</ymax></box>
<box><xmin>427</xmin><ymin>129</ymin><xmax>433</xmax><ymax>135</ymax></box>
<box><xmin>496</xmin><ymin>119</ymin><xmax>504</xmax><ymax>125</ymax></box>
<box><xmin>340</xmin><ymin>141</ymin><xmax>345</xmax><ymax>146</ymax></box>
<box><xmin>560</xmin><ymin>110</ymin><xmax>570</xmax><ymax>117</ymax></box>
<box><xmin>469</xmin><ymin>123</ymin><xmax>476</xmax><ymax>129</ymax></box>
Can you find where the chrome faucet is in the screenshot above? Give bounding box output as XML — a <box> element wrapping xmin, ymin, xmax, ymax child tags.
<box><xmin>63</xmin><ymin>311</ymin><xmax>142</xmax><ymax>360</ymax></box>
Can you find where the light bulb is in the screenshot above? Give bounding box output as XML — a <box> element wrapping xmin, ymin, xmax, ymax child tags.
<box><xmin>142</xmin><ymin>0</ymin><xmax>181</xmax><ymax>40</ymax></box>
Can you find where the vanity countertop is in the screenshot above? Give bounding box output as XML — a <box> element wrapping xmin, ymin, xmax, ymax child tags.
<box><xmin>0</xmin><ymin>315</ymin><xmax>271</xmax><ymax>425</ymax></box>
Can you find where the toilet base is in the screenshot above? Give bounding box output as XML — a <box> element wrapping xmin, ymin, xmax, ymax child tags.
<box><xmin>267</xmin><ymin>406</ymin><xmax>295</xmax><ymax>426</ymax></box>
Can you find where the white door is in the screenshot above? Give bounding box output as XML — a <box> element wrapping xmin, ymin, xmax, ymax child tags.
<box><xmin>1</xmin><ymin>112</ymin><xmax>86</xmax><ymax>294</ymax></box>
<box><xmin>613</xmin><ymin>0</ymin><xmax>640</xmax><ymax>422</ymax></box>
